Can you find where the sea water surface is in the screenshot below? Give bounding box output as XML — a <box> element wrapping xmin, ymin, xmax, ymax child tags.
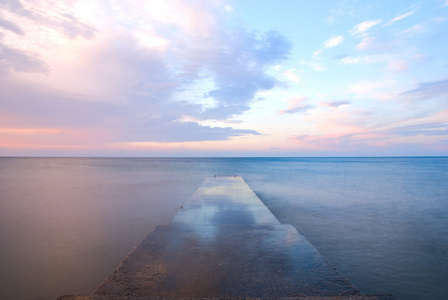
<box><xmin>0</xmin><ymin>157</ymin><xmax>447</xmax><ymax>300</ymax></box>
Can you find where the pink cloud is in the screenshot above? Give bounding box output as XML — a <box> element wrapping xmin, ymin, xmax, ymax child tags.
<box><xmin>279</xmin><ymin>97</ymin><xmax>314</xmax><ymax>114</ymax></box>
<box><xmin>0</xmin><ymin>126</ymin><xmax>117</xmax><ymax>145</ymax></box>
<box><xmin>0</xmin><ymin>0</ymin><xmax>291</xmax><ymax>153</ymax></box>
<box><xmin>285</xmin><ymin>106</ymin><xmax>448</xmax><ymax>155</ymax></box>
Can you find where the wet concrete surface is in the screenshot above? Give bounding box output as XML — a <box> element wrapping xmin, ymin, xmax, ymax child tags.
<box><xmin>172</xmin><ymin>204</ymin><xmax>280</xmax><ymax>225</ymax></box>
<box><xmin>59</xmin><ymin>176</ymin><xmax>394</xmax><ymax>299</ymax></box>
<box><xmin>93</xmin><ymin>223</ymin><xmax>360</xmax><ymax>298</ymax></box>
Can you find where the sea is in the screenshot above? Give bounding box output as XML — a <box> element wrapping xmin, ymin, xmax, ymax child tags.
<box><xmin>0</xmin><ymin>157</ymin><xmax>447</xmax><ymax>300</ymax></box>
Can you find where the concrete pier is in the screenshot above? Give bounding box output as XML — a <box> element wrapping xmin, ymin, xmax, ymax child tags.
<box><xmin>59</xmin><ymin>176</ymin><xmax>394</xmax><ymax>300</ymax></box>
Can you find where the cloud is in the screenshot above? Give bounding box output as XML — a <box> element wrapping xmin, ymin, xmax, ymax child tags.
<box><xmin>0</xmin><ymin>0</ymin><xmax>96</xmax><ymax>39</ymax></box>
<box><xmin>135</xmin><ymin>121</ymin><xmax>260</xmax><ymax>142</ymax></box>
<box><xmin>0</xmin><ymin>73</ymin><xmax>260</xmax><ymax>143</ymax></box>
<box><xmin>288</xmin><ymin>119</ymin><xmax>448</xmax><ymax>154</ymax></box>
<box><xmin>0</xmin><ymin>15</ymin><xmax>24</xmax><ymax>35</ymax></box>
<box><xmin>0</xmin><ymin>0</ymin><xmax>96</xmax><ymax>75</ymax></box>
<box><xmin>349</xmin><ymin>80</ymin><xmax>397</xmax><ymax>100</ymax></box>
<box><xmin>386</xmin><ymin>123</ymin><xmax>448</xmax><ymax>137</ymax></box>
<box><xmin>282</xmin><ymin>69</ymin><xmax>300</xmax><ymax>83</ymax></box>
<box><xmin>388</xmin><ymin>11</ymin><xmax>415</xmax><ymax>24</ymax></box>
<box><xmin>287</xmin><ymin>133</ymin><xmax>377</xmax><ymax>153</ymax></box>
<box><xmin>0</xmin><ymin>43</ymin><xmax>48</xmax><ymax>73</ymax></box>
<box><xmin>280</xmin><ymin>104</ymin><xmax>314</xmax><ymax>114</ymax></box>
<box><xmin>0</xmin><ymin>0</ymin><xmax>34</xmax><ymax>18</ymax></box>
<box><xmin>400</xmin><ymin>79</ymin><xmax>448</xmax><ymax>100</ymax></box>
<box><xmin>324</xmin><ymin>35</ymin><xmax>344</xmax><ymax>48</ymax></box>
<box><xmin>53</xmin><ymin>12</ymin><xmax>97</xmax><ymax>39</ymax></box>
<box><xmin>400</xmin><ymin>24</ymin><xmax>425</xmax><ymax>36</ymax></box>
<box><xmin>0</xmin><ymin>0</ymin><xmax>290</xmax><ymax>144</ymax></box>
<box><xmin>300</xmin><ymin>60</ymin><xmax>326</xmax><ymax>71</ymax></box>
<box><xmin>319</xmin><ymin>100</ymin><xmax>351</xmax><ymax>108</ymax></box>
<box><xmin>325</xmin><ymin>1</ymin><xmax>359</xmax><ymax>26</ymax></box>
<box><xmin>191</xmin><ymin>30</ymin><xmax>291</xmax><ymax>120</ymax></box>
<box><xmin>312</xmin><ymin>49</ymin><xmax>322</xmax><ymax>59</ymax></box>
<box><xmin>431</xmin><ymin>16</ymin><xmax>446</xmax><ymax>23</ymax></box>
<box><xmin>356</xmin><ymin>36</ymin><xmax>376</xmax><ymax>51</ymax></box>
<box><xmin>224</xmin><ymin>5</ymin><xmax>234</xmax><ymax>12</ymax></box>
<box><xmin>350</xmin><ymin>20</ymin><xmax>382</xmax><ymax>36</ymax></box>
<box><xmin>279</xmin><ymin>97</ymin><xmax>314</xmax><ymax>114</ymax></box>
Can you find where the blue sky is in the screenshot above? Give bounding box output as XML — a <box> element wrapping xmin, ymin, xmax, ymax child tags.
<box><xmin>1</xmin><ymin>0</ymin><xmax>447</xmax><ymax>156</ymax></box>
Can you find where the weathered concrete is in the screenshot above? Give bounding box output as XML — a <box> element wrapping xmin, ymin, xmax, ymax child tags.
<box><xmin>59</xmin><ymin>176</ymin><xmax>394</xmax><ymax>300</ymax></box>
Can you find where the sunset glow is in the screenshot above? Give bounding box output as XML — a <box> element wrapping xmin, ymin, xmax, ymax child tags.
<box><xmin>1</xmin><ymin>0</ymin><xmax>447</xmax><ymax>156</ymax></box>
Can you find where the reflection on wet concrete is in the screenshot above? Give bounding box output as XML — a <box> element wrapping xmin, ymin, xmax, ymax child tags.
<box><xmin>173</xmin><ymin>204</ymin><xmax>280</xmax><ymax>225</ymax></box>
<box><xmin>61</xmin><ymin>176</ymin><xmax>391</xmax><ymax>299</ymax></box>
<box><xmin>93</xmin><ymin>224</ymin><xmax>361</xmax><ymax>298</ymax></box>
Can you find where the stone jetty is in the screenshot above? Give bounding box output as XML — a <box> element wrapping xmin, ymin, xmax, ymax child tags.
<box><xmin>59</xmin><ymin>176</ymin><xmax>394</xmax><ymax>300</ymax></box>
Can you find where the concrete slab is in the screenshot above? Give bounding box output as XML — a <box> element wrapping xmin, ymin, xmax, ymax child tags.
<box><xmin>172</xmin><ymin>204</ymin><xmax>280</xmax><ymax>225</ymax></box>
<box><xmin>59</xmin><ymin>176</ymin><xmax>394</xmax><ymax>299</ymax></box>
<box><xmin>172</xmin><ymin>177</ymin><xmax>280</xmax><ymax>225</ymax></box>
<box><xmin>93</xmin><ymin>224</ymin><xmax>360</xmax><ymax>298</ymax></box>
<box><xmin>184</xmin><ymin>176</ymin><xmax>266</xmax><ymax>206</ymax></box>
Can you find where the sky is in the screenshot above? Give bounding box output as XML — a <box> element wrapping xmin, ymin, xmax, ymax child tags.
<box><xmin>1</xmin><ymin>0</ymin><xmax>447</xmax><ymax>157</ymax></box>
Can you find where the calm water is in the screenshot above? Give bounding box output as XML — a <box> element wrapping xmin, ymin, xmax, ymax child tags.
<box><xmin>0</xmin><ymin>157</ymin><xmax>447</xmax><ymax>300</ymax></box>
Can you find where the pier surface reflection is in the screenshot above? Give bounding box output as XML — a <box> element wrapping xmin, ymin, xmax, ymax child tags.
<box><xmin>61</xmin><ymin>176</ymin><xmax>392</xmax><ymax>299</ymax></box>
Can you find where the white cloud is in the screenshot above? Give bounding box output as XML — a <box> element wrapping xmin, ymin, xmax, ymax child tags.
<box><xmin>389</xmin><ymin>11</ymin><xmax>415</xmax><ymax>23</ymax></box>
<box><xmin>324</xmin><ymin>35</ymin><xmax>344</xmax><ymax>48</ymax></box>
<box><xmin>283</xmin><ymin>69</ymin><xmax>300</xmax><ymax>83</ymax></box>
<box><xmin>401</xmin><ymin>24</ymin><xmax>425</xmax><ymax>36</ymax></box>
<box><xmin>312</xmin><ymin>49</ymin><xmax>322</xmax><ymax>59</ymax></box>
<box><xmin>133</xmin><ymin>31</ymin><xmax>168</xmax><ymax>49</ymax></box>
<box><xmin>225</xmin><ymin>5</ymin><xmax>234</xmax><ymax>12</ymax></box>
<box><xmin>349</xmin><ymin>79</ymin><xmax>398</xmax><ymax>100</ymax></box>
<box><xmin>350</xmin><ymin>20</ymin><xmax>382</xmax><ymax>36</ymax></box>
<box><xmin>356</xmin><ymin>37</ymin><xmax>376</xmax><ymax>51</ymax></box>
